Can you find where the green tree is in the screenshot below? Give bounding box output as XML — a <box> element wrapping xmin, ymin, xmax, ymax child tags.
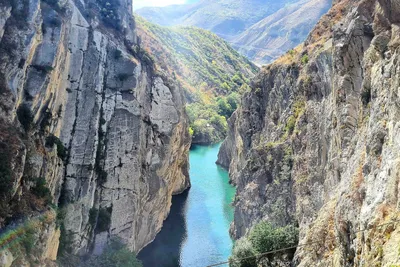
<box><xmin>227</xmin><ymin>92</ymin><xmax>240</xmax><ymax>111</ymax></box>
<box><xmin>217</xmin><ymin>98</ymin><xmax>232</xmax><ymax>118</ymax></box>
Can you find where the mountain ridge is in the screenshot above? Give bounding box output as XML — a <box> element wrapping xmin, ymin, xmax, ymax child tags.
<box><xmin>136</xmin><ymin>0</ymin><xmax>332</xmax><ymax>65</ymax></box>
<box><xmin>136</xmin><ymin>15</ymin><xmax>258</xmax><ymax>144</ymax></box>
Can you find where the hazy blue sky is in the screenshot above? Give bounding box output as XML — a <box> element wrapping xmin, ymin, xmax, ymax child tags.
<box><xmin>133</xmin><ymin>0</ymin><xmax>188</xmax><ymax>10</ymax></box>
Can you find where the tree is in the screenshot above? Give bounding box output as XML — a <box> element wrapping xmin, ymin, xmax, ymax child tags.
<box><xmin>217</xmin><ymin>98</ymin><xmax>232</xmax><ymax>118</ymax></box>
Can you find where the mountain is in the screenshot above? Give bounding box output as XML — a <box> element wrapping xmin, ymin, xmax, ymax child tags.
<box><xmin>0</xmin><ymin>0</ymin><xmax>190</xmax><ymax>264</ymax></box>
<box><xmin>231</xmin><ymin>0</ymin><xmax>332</xmax><ymax>65</ymax></box>
<box><xmin>136</xmin><ymin>0</ymin><xmax>332</xmax><ymax>65</ymax></box>
<box><xmin>219</xmin><ymin>0</ymin><xmax>400</xmax><ymax>265</ymax></box>
<box><xmin>136</xmin><ymin>16</ymin><xmax>258</xmax><ymax>144</ymax></box>
<box><xmin>135</xmin><ymin>0</ymin><xmax>297</xmax><ymax>38</ymax></box>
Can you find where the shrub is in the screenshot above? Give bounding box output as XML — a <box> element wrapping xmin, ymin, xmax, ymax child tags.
<box><xmin>45</xmin><ymin>134</ymin><xmax>67</xmax><ymax>160</ymax></box>
<box><xmin>285</xmin><ymin>116</ymin><xmax>296</xmax><ymax>135</ymax></box>
<box><xmin>229</xmin><ymin>238</ymin><xmax>257</xmax><ymax>267</ymax></box>
<box><xmin>32</xmin><ymin>177</ymin><xmax>52</xmax><ymax>203</ymax></box>
<box><xmin>42</xmin><ymin>0</ymin><xmax>67</xmax><ymax>13</ymax></box>
<box><xmin>188</xmin><ymin>127</ymin><xmax>194</xmax><ymax>136</ymax></box>
<box><xmin>21</xmin><ymin>224</ymin><xmax>37</xmax><ymax>254</ymax></box>
<box><xmin>17</xmin><ymin>104</ymin><xmax>34</xmax><ymax>131</ymax></box>
<box><xmin>96</xmin><ymin>0</ymin><xmax>121</xmax><ymax>31</ymax></box>
<box><xmin>56</xmin><ymin>207</ymin><xmax>67</xmax><ymax>227</ymax></box>
<box><xmin>40</xmin><ymin>109</ymin><xmax>52</xmax><ymax>133</ymax></box>
<box><xmin>83</xmin><ymin>238</ymin><xmax>142</xmax><ymax>267</ymax></box>
<box><xmin>301</xmin><ymin>54</ymin><xmax>309</xmax><ymax>65</ymax></box>
<box><xmin>248</xmin><ymin>222</ymin><xmax>299</xmax><ymax>254</ymax></box>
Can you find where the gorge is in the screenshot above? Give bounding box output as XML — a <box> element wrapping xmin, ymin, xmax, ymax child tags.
<box><xmin>1</xmin><ymin>0</ymin><xmax>400</xmax><ymax>266</ymax></box>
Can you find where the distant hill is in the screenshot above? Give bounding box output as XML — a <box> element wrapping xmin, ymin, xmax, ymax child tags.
<box><xmin>136</xmin><ymin>16</ymin><xmax>259</xmax><ymax>144</ymax></box>
<box><xmin>232</xmin><ymin>0</ymin><xmax>332</xmax><ymax>65</ymax></box>
<box><xmin>135</xmin><ymin>0</ymin><xmax>296</xmax><ymax>39</ymax></box>
<box><xmin>136</xmin><ymin>0</ymin><xmax>332</xmax><ymax>65</ymax></box>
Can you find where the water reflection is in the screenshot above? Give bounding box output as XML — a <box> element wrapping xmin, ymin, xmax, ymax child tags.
<box><xmin>138</xmin><ymin>190</ymin><xmax>189</xmax><ymax>267</ymax></box>
<box><xmin>138</xmin><ymin>144</ymin><xmax>235</xmax><ymax>267</ymax></box>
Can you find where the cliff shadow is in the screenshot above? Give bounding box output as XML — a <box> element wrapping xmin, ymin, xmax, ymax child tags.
<box><xmin>138</xmin><ymin>190</ymin><xmax>189</xmax><ymax>267</ymax></box>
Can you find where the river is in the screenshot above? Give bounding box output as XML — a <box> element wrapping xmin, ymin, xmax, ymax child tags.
<box><xmin>138</xmin><ymin>143</ymin><xmax>236</xmax><ymax>267</ymax></box>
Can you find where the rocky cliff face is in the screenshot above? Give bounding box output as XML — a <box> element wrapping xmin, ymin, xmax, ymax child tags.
<box><xmin>0</xmin><ymin>0</ymin><xmax>190</xmax><ymax>264</ymax></box>
<box><xmin>219</xmin><ymin>0</ymin><xmax>400</xmax><ymax>265</ymax></box>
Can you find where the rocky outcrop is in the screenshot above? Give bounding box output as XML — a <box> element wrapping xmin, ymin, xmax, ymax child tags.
<box><xmin>219</xmin><ymin>0</ymin><xmax>400</xmax><ymax>265</ymax></box>
<box><xmin>0</xmin><ymin>0</ymin><xmax>190</xmax><ymax>264</ymax></box>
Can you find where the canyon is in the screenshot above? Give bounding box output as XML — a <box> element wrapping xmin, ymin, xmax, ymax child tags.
<box><xmin>1</xmin><ymin>0</ymin><xmax>400</xmax><ymax>266</ymax></box>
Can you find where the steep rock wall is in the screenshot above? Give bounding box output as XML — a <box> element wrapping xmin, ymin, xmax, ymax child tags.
<box><xmin>0</xmin><ymin>0</ymin><xmax>190</xmax><ymax>264</ymax></box>
<box><xmin>219</xmin><ymin>0</ymin><xmax>400</xmax><ymax>265</ymax></box>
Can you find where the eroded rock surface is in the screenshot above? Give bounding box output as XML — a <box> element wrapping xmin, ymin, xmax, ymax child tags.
<box><xmin>0</xmin><ymin>0</ymin><xmax>190</xmax><ymax>264</ymax></box>
<box><xmin>219</xmin><ymin>0</ymin><xmax>400</xmax><ymax>265</ymax></box>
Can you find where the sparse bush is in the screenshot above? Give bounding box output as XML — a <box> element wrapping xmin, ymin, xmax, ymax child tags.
<box><xmin>21</xmin><ymin>224</ymin><xmax>37</xmax><ymax>254</ymax></box>
<box><xmin>42</xmin><ymin>0</ymin><xmax>67</xmax><ymax>13</ymax></box>
<box><xmin>188</xmin><ymin>127</ymin><xmax>194</xmax><ymax>136</ymax></box>
<box><xmin>32</xmin><ymin>177</ymin><xmax>52</xmax><ymax>203</ymax></box>
<box><xmin>285</xmin><ymin>116</ymin><xmax>296</xmax><ymax>135</ymax></box>
<box><xmin>96</xmin><ymin>0</ymin><xmax>121</xmax><ymax>31</ymax></box>
<box><xmin>301</xmin><ymin>54</ymin><xmax>309</xmax><ymax>65</ymax></box>
<box><xmin>40</xmin><ymin>110</ymin><xmax>52</xmax><ymax>133</ymax></box>
<box><xmin>45</xmin><ymin>134</ymin><xmax>67</xmax><ymax>160</ymax></box>
<box><xmin>56</xmin><ymin>207</ymin><xmax>67</xmax><ymax>227</ymax></box>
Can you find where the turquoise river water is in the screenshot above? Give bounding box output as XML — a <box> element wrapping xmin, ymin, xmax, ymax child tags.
<box><xmin>138</xmin><ymin>143</ymin><xmax>236</xmax><ymax>267</ymax></box>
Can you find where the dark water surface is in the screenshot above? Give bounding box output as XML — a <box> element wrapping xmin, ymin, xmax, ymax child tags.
<box><xmin>138</xmin><ymin>144</ymin><xmax>236</xmax><ymax>267</ymax></box>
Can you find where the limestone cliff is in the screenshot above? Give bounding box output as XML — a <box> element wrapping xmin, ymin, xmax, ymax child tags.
<box><xmin>0</xmin><ymin>0</ymin><xmax>190</xmax><ymax>265</ymax></box>
<box><xmin>219</xmin><ymin>0</ymin><xmax>400</xmax><ymax>265</ymax></box>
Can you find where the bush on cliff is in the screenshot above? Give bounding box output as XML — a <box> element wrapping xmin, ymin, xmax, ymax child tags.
<box><xmin>229</xmin><ymin>238</ymin><xmax>257</xmax><ymax>267</ymax></box>
<box><xmin>229</xmin><ymin>222</ymin><xmax>299</xmax><ymax>267</ymax></box>
<box><xmin>83</xmin><ymin>238</ymin><xmax>142</xmax><ymax>267</ymax></box>
<box><xmin>249</xmin><ymin>222</ymin><xmax>299</xmax><ymax>254</ymax></box>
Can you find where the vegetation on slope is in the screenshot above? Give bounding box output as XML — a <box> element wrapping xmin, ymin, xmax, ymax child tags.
<box><xmin>136</xmin><ymin>16</ymin><xmax>258</xmax><ymax>144</ymax></box>
<box><xmin>229</xmin><ymin>222</ymin><xmax>299</xmax><ymax>267</ymax></box>
<box><xmin>82</xmin><ymin>239</ymin><xmax>142</xmax><ymax>267</ymax></box>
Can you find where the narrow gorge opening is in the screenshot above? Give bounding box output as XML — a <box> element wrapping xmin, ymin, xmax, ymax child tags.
<box><xmin>138</xmin><ymin>144</ymin><xmax>235</xmax><ymax>267</ymax></box>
